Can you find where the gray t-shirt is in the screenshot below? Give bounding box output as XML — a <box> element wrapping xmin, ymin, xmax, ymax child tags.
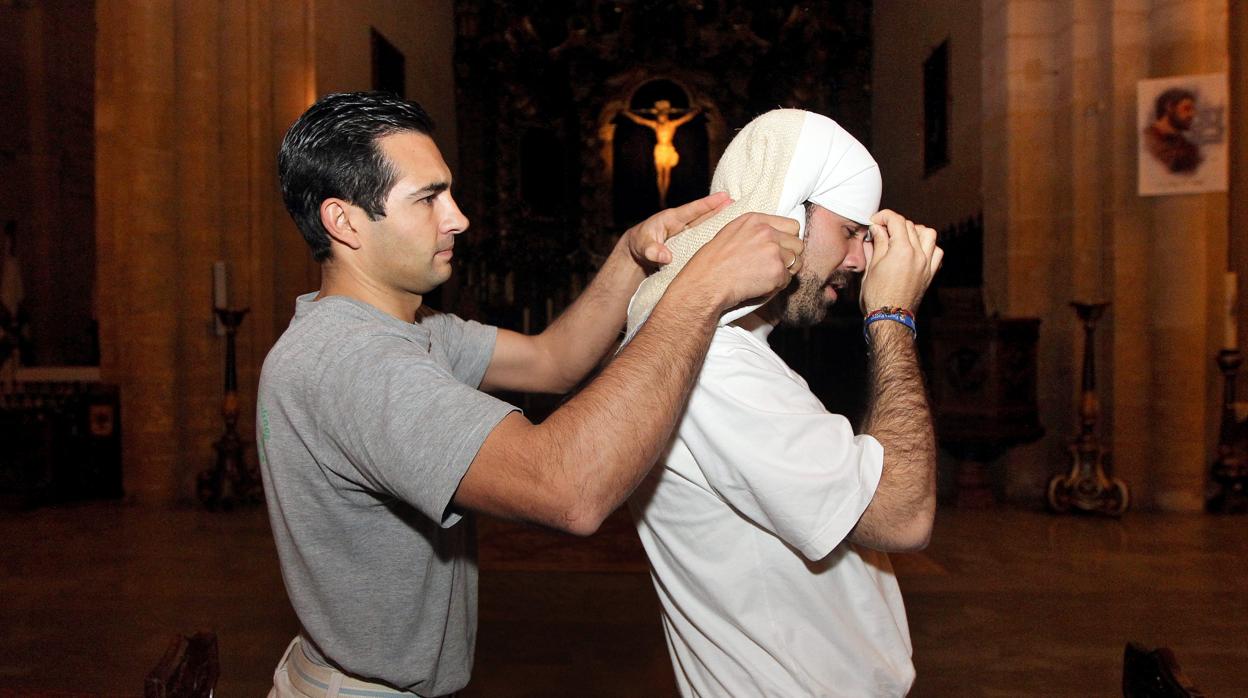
<box><xmin>257</xmin><ymin>293</ymin><xmax>517</xmax><ymax>694</ymax></box>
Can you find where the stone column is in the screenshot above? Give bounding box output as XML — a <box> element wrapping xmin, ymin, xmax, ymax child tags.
<box><xmin>1145</xmin><ymin>0</ymin><xmax>1228</xmax><ymax>511</ymax></box>
<box><xmin>96</xmin><ymin>0</ymin><xmax>181</xmax><ymax>504</ymax></box>
<box><xmin>1107</xmin><ymin>0</ymin><xmax>1155</xmax><ymax>505</ymax></box>
<box><xmin>983</xmin><ymin>0</ymin><xmax>1227</xmax><ymax>509</ymax></box>
<box><xmin>982</xmin><ymin>0</ymin><xmax>1074</xmax><ymax>500</ymax></box>
<box><xmin>96</xmin><ymin>0</ymin><xmax>315</xmax><ymax>505</ymax></box>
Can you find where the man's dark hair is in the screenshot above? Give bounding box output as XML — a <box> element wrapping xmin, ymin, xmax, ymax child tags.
<box><xmin>1154</xmin><ymin>88</ymin><xmax>1196</xmax><ymax>120</ymax></box>
<box><xmin>278</xmin><ymin>91</ymin><xmax>435</xmax><ymax>261</ymax></box>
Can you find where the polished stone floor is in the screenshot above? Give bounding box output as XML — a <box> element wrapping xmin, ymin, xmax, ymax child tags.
<box><xmin>1</xmin><ymin>503</ymin><xmax>1245</xmax><ymax>696</ymax></box>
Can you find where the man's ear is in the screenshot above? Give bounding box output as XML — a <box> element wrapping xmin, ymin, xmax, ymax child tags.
<box><xmin>320</xmin><ymin>199</ymin><xmax>363</xmax><ymax>251</ymax></box>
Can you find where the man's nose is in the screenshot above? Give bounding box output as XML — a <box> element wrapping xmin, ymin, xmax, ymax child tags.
<box><xmin>443</xmin><ymin>195</ymin><xmax>470</xmax><ymax>235</ymax></box>
<box><xmin>843</xmin><ymin>238</ymin><xmax>866</xmax><ymax>272</ymax></box>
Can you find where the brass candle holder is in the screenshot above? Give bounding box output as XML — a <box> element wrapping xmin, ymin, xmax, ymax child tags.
<box><xmin>197</xmin><ymin>307</ymin><xmax>260</xmax><ymax>509</ymax></box>
<box><xmin>1207</xmin><ymin>349</ymin><xmax>1248</xmax><ymax>513</ymax></box>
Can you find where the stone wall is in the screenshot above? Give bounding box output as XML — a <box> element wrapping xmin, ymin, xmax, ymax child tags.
<box><xmin>995</xmin><ymin>0</ymin><xmax>1230</xmax><ymax>510</ymax></box>
<box><xmin>95</xmin><ymin>1</ymin><xmax>458</xmax><ymax>505</ymax></box>
<box><xmin>876</xmin><ymin>0</ymin><xmax>1232</xmax><ymax>510</ymax></box>
<box><xmin>0</xmin><ymin>1</ymin><xmax>97</xmax><ymax>367</ymax></box>
<box><xmin>872</xmin><ymin>0</ymin><xmax>984</xmax><ymax>230</ymax></box>
<box><xmin>313</xmin><ymin>0</ymin><xmax>460</xmax><ymax>172</ymax></box>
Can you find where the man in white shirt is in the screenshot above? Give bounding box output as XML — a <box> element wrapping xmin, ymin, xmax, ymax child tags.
<box><xmin>625</xmin><ymin>109</ymin><xmax>943</xmax><ymax>696</ymax></box>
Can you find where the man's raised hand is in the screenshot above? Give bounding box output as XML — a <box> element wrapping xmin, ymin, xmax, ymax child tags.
<box><xmin>676</xmin><ymin>212</ymin><xmax>804</xmax><ymax>312</ymax></box>
<box><xmin>859</xmin><ymin>209</ymin><xmax>943</xmax><ymax>313</ymax></box>
<box><xmin>626</xmin><ymin>192</ymin><xmax>733</xmax><ymax>267</ymax></box>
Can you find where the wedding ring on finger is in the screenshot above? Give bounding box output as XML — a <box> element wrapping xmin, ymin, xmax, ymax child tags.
<box><xmin>786</xmin><ymin>252</ymin><xmax>799</xmax><ymax>271</ymax></box>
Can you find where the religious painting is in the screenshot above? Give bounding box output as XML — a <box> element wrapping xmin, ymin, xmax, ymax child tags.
<box><xmin>1137</xmin><ymin>73</ymin><xmax>1227</xmax><ymax>196</ymax></box>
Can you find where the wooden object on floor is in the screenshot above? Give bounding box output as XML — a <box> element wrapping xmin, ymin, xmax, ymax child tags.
<box><xmin>1207</xmin><ymin>349</ymin><xmax>1248</xmax><ymax>513</ymax></box>
<box><xmin>1047</xmin><ymin>302</ymin><xmax>1129</xmax><ymax>516</ymax></box>
<box><xmin>144</xmin><ymin>632</ymin><xmax>219</xmax><ymax>698</ymax></box>
<box><xmin>197</xmin><ymin>308</ymin><xmax>259</xmax><ymax>510</ymax></box>
<box><xmin>0</xmin><ymin>381</ymin><xmax>122</xmax><ymax>508</ymax></box>
<box><xmin>927</xmin><ymin>288</ymin><xmax>1043</xmax><ymax>507</ymax></box>
<box><xmin>1122</xmin><ymin>642</ymin><xmax>1205</xmax><ymax>697</ymax></box>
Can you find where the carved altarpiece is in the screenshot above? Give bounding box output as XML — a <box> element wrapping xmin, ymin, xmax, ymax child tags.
<box><xmin>450</xmin><ymin>1</ymin><xmax>870</xmax><ymax>312</ymax></box>
<box><xmin>451</xmin><ymin>0</ymin><xmax>872</xmax><ymax>416</ymax></box>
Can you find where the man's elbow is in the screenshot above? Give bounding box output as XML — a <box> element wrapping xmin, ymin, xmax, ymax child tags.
<box><xmin>551</xmin><ymin>369</ymin><xmax>584</xmax><ymax>395</ymax></box>
<box><xmin>549</xmin><ymin>501</ymin><xmax>609</xmax><ymax>537</ymax></box>
<box><xmin>527</xmin><ymin>331</ymin><xmax>589</xmax><ymax>395</ymax></box>
<box><xmin>537</xmin><ymin>477</ymin><xmax>614</xmax><ymax>537</ymax></box>
<box><xmin>890</xmin><ymin>509</ymin><xmax>935</xmax><ymax>553</ymax></box>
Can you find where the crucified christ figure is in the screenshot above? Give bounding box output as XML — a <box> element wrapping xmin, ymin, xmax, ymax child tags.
<box><xmin>622</xmin><ymin>100</ymin><xmax>702</xmax><ymax>208</ymax></box>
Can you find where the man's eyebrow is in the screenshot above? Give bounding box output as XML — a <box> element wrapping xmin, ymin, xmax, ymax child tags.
<box><xmin>406</xmin><ymin>181</ymin><xmax>450</xmax><ymax>199</ymax></box>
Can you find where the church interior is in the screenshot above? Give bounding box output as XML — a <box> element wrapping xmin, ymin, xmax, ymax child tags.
<box><xmin>1</xmin><ymin>0</ymin><xmax>1245</xmax><ymax>695</ymax></box>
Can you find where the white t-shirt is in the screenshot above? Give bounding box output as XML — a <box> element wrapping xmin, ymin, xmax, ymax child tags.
<box><xmin>628</xmin><ymin>314</ymin><xmax>915</xmax><ymax>697</ymax></box>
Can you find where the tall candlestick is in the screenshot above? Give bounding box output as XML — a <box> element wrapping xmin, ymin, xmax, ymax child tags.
<box><xmin>1225</xmin><ymin>272</ymin><xmax>1238</xmax><ymax>350</ymax></box>
<box><xmin>213</xmin><ymin>261</ymin><xmax>229</xmax><ymax>310</ymax></box>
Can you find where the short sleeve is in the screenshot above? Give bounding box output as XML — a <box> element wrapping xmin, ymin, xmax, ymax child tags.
<box><xmin>321</xmin><ymin>334</ymin><xmax>517</xmax><ymax>526</ymax></box>
<box><xmin>418</xmin><ymin>312</ymin><xmax>498</xmax><ymax>387</ymax></box>
<box><xmin>678</xmin><ymin>338</ymin><xmax>883</xmax><ymax>560</ymax></box>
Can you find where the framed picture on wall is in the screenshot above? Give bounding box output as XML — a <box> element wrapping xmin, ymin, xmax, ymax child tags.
<box><xmin>1138</xmin><ymin>73</ymin><xmax>1228</xmax><ymax>196</ymax></box>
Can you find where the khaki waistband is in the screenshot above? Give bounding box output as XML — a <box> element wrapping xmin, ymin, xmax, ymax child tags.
<box><xmin>287</xmin><ymin>638</ymin><xmax>425</xmax><ymax>698</ymax></box>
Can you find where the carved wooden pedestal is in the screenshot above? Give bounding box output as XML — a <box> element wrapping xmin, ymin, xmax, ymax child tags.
<box><xmin>929</xmin><ymin>300</ymin><xmax>1043</xmax><ymax>507</ymax></box>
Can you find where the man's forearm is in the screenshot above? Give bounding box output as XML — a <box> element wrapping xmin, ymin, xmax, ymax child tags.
<box><xmin>533</xmin><ymin>236</ymin><xmax>643</xmax><ymax>388</ymax></box>
<box><xmin>525</xmin><ymin>283</ymin><xmax>721</xmax><ymax>534</ymax></box>
<box><xmin>850</xmin><ymin>322</ymin><xmax>937</xmax><ymax>552</ymax></box>
<box><xmin>458</xmin><ymin>211</ymin><xmax>799</xmax><ymax>534</ymax></box>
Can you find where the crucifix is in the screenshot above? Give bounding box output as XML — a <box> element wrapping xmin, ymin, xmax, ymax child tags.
<box><xmin>622</xmin><ymin>100</ymin><xmax>701</xmax><ymax>208</ymax></box>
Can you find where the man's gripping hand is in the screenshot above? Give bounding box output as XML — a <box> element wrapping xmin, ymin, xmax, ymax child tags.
<box><xmin>859</xmin><ymin>209</ymin><xmax>944</xmax><ymax>313</ymax></box>
<box><xmin>673</xmin><ymin>212</ymin><xmax>804</xmax><ymax>313</ymax></box>
<box><xmin>626</xmin><ymin>192</ymin><xmax>733</xmax><ymax>267</ymax></box>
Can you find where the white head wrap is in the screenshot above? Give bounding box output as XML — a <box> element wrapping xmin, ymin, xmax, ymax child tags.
<box><xmin>624</xmin><ymin>109</ymin><xmax>881</xmax><ymax>341</ymax></box>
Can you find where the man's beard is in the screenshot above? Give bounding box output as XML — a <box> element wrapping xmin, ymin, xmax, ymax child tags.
<box><xmin>775</xmin><ymin>268</ymin><xmax>854</xmax><ymax>327</ymax></box>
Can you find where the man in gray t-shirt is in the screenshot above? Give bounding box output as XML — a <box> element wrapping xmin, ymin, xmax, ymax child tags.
<box><xmin>261</xmin><ymin>297</ymin><xmax>510</xmax><ymax>693</ymax></box>
<box><xmin>262</xmin><ymin>91</ymin><xmax>804</xmax><ymax>696</ymax></box>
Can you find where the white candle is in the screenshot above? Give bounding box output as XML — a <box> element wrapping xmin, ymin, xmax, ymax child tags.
<box><xmin>1225</xmin><ymin>272</ymin><xmax>1238</xmax><ymax>350</ymax></box>
<box><xmin>213</xmin><ymin>261</ymin><xmax>229</xmax><ymax>310</ymax></box>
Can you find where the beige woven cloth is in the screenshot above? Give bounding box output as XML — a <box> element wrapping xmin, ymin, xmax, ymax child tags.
<box><xmin>624</xmin><ymin>109</ymin><xmax>881</xmax><ymax>342</ymax></box>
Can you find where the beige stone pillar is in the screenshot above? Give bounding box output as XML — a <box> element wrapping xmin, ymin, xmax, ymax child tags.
<box><xmin>983</xmin><ymin>0</ymin><xmax>1227</xmax><ymax>509</ymax></box>
<box><xmin>96</xmin><ymin>0</ymin><xmax>316</xmax><ymax>505</ymax></box>
<box><xmin>1107</xmin><ymin>0</ymin><xmax>1155</xmax><ymax>504</ymax></box>
<box><xmin>1145</xmin><ymin>0</ymin><xmax>1228</xmax><ymax>510</ymax></box>
<box><xmin>983</xmin><ymin>0</ymin><xmax>1076</xmax><ymax>500</ymax></box>
<box><xmin>96</xmin><ymin>1</ymin><xmax>181</xmax><ymax>504</ymax></box>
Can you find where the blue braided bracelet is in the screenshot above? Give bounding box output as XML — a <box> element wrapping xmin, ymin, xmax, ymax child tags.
<box><xmin>863</xmin><ymin>308</ymin><xmax>917</xmax><ymax>343</ymax></box>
